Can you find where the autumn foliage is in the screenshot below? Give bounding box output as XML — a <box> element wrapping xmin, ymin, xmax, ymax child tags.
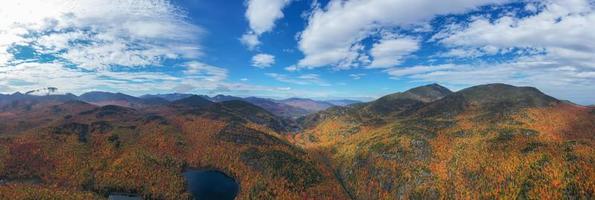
<box><xmin>0</xmin><ymin>105</ymin><xmax>348</xmax><ymax>199</ymax></box>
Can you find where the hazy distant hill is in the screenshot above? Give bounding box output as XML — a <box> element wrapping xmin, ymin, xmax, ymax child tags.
<box><xmin>80</xmin><ymin>91</ymin><xmax>167</xmax><ymax>108</ymax></box>
<box><xmin>324</xmin><ymin>99</ymin><xmax>362</xmax><ymax>106</ymax></box>
<box><xmin>0</xmin><ymin>92</ymin><xmax>78</xmax><ymax>107</ymax></box>
<box><xmin>209</xmin><ymin>94</ymin><xmax>244</xmax><ymax>102</ymax></box>
<box><xmin>243</xmin><ymin>97</ymin><xmax>311</xmax><ymax>119</ymax></box>
<box><xmin>140</xmin><ymin>93</ymin><xmax>194</xmax><ymax>102</ymax></box>
<box><xmin>278</xmin><ymin>98</ymin><xmax>335</xmax><ymax>112</ymax></box>
<box><xmin>169</xmin><ymin>95</ymin><xmax>215</xmax><ymax>108</ymax></box>
<box><xmin>141</xmin><ymin>93</ymin><xmax>335</xmax><ymax>119</ymax></box>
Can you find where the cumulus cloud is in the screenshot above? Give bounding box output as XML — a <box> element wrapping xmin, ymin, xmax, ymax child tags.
<box><xmin>0</xmin><ymin>0</ymin><xmax>282</xmax><ymax>96</ymax></box>
<box><xmin>295</xmin><ymin>0</ymin><xmax>506</xmax><ymax>69</ymax></box>
<box><xmin>242</xmin><ymin>0</ymin><xmax>291</xmax><ymax>49</ymax></box>
<box><xmin>251</xmin><ymin>53</ymin><xmax>276</xmax><ymax>68</ymax></box>
<box><xmin>240</xmin><ymin>32</ymin><xmax>261</xmax><ymax>50</ymax></box>
<box><xmin>435</xmin><ymin>0</ymin><xmax>595</xmax><ymax>70</ymax></box>
<box><xmin>369</xmin><ymin>36</ymin><xmax>420</xmax><ymax>68</ymax></box>
<box><xmin>0</xmin><ymin>0</ymin><xmax>203</xmax><ymax>70</ymax></box>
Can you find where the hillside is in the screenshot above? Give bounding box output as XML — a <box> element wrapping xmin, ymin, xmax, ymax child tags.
<box><xmin>0</xmin><ymin>95</ymin><xmax>347</xmax><ymax>199</ymax></box>
<box><xmin>298</xmin><ymin>83</ymin><xmax>453</xmax><ymax>129</ymax></box>
<box><xmin>292</xmin><ymin>83</ymin><xmax>594</xmax><ymax>199</ymax></box>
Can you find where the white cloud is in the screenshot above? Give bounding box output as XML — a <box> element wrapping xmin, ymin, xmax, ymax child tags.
<box><xmin>296</xmin><ymin>0</ymin><xmax>507</xmax><ymax>69</ymax></box>
<box><xmin>242</xmin><ymin>0</ymin><xmax>291</xmax><ymax>49</ymax></box>
<box><xmin>245</xmin><ymin>0</ymin><xmax>291</xmax><ymax>34</ymax></box>
<box><xmin>184</xmin><ymin>61</ymin><xmax>228</xmax><ymax>82</ymax></box>
<box><xmin>0</xmin><ymin>0</ymin><xmax>202</xmax><ymax>69</ymax></box>
<box><xmin>0</xmin><ymin>0</ymin><xmax>293</xmax><ymax>97</ymax></box>
<box><xmin>369</xmin><ymin>36</ymin><xmax>420</xmax><ymax>68</ymax></box>
<box><xmin>0</xmin><ymin>62</ymin><xmax>179</xmax><ymax>94</ymax></box>
<box><xmin>240</xmin><ymin>32</ymin><xmax>261</xmax><ymax>50</ymax></box>
<box><xmin>265</xmin><ymin>73</ymin><xmax>330</xmax><ymax>86</ymax></box>
<box><xmin>251</xmin><ymin>53</ymin><xmax>276</xmax><ymax>68</ymax></box>
<box><xmin>349</xmin><ymin>73</ymin><xmax>366</xmax><ymax>80</ymax></box>
<box><xmin>386</xmin><ymin>64</ymin><xmax>455</xmax><ymax>78</ymax></box>
<box><xmin>0</xmin><ymin>60</ymin><xmax>295</xmax><ymax>98</ymax></box>
<box><xmin>435</xmin><ymin>0</ymin><xmax>595</xmax><ymax>70</ymax></box>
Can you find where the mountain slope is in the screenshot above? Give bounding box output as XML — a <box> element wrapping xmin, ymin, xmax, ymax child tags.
<box><xmin>363</xmin><ymin>83</ymin><xmax>452</xmax><ymax>117</ymax></box>
<box><xmin>416</xmin><ymin>83</ymin><xmax>560</xmax><ymax>119</ymax></box>
<box><xmin>293</xmin><ymin>83</ymin><xmax>593</xmax><ymax>199</ymax></box>
<box><xmin>0</xmin><ymin>100</ymin><xmax>97</xmax><ymax>135</ymax></box>
<box><xmin>298</xmin><ymin>83</ymin><xmax>452</xmax><ymax>129</ymax></box>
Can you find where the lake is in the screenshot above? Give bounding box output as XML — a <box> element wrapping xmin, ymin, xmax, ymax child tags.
<box><xmin>183</xmin><ymin>169</ymin><xmax>239</xmax><ymax>200</ymax></box>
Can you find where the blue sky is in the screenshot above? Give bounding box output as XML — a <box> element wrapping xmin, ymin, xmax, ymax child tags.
<box><xmin>0</xmin><ymin>0</ymin><xmax>594</xmax><ymax>104</ymax></box>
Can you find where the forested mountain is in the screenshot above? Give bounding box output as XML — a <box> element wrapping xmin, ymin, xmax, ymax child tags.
<box><xmin>0</xmin><ymin>93</ymin><xmax>347</xmax><ymax>199</ymax></box>
<box><xmin>0</xmin><ymin>83</ymin><xmax>592</xmax><ymax>199</ymax></box>
<box><xmin>291</xmin><ymin>83</ymin><xmax>593</xmax><ymax>199</ymax></box>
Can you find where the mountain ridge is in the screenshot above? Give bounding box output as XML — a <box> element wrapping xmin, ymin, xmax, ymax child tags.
<box><xmin>292</xmin><ymin>83</ymin><xmax>593</xmax><ymax>199</ymax></box>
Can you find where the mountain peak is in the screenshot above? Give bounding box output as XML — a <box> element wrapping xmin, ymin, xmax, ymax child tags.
<box><xmin>403</xmin><ymin>83</ymin><xmax>452</xmax><ymax>102</ymax></box>
<box><xmin>376</xmin><ymin>83</ymin><xmax>452</xmax><ymax>104</ymax></box>
<box><xmin>458</xmin><ymin>83</ymin><xmax>559</xmax><ymax>106</ymax></box>
<box><xmin>360</xmin><ymin>84</ymin><xmax>452</xmax><ymax>117</ymax></box>
<box><xmin>416</xmin><ymin>83</ymin><xmax>560</xmax><ymax>118</ymax></box>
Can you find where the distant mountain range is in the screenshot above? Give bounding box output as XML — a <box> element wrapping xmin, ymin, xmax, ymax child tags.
<box><xmin>0</xmin><ymin>83</ymin><xmax>592</xmax><ymax>199</ymax></box>
<box><xmin>0</xmin><ymin>91</ymin><xmax>362</xmax><ymax>120</ymax></box>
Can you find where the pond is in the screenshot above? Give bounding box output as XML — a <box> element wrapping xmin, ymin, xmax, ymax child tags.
<box><xmin>183</xmin><ymin>169</ymin><xmax>239</xmax><ymax>200</ymax></box>
<box><xmin>108</xmin><ymin>193</ymin><xmax>141</xmax><ymax>200</ymax></box>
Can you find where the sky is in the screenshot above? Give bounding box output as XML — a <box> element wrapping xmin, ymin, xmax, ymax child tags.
<box><xmin>0</xmin><ymin>0</ymin><xmax>594</xmax><ymax>104</ymax></box>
